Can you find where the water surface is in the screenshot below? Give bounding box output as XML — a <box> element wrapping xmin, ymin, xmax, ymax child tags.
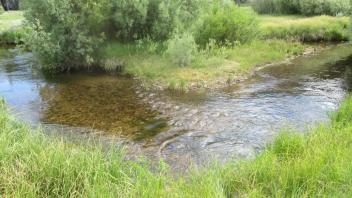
<box><xmin>1</xmin><ymin>45</ymin><xmax>352</xmax><ymax>169</ymax></box>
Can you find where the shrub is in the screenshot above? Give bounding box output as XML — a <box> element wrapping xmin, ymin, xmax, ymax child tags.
<box><xmin>109</xmin><ymin>0</ymin><xmax>149</xmax><ymax>41</ymax></box>
<box><xmin>251</xmin><ymin>0</ymin><xmax>276</xmax><ymax>14</ymax></box>
<box><xmin>145</xmin><ymin>0</ymin><xmax>179</xmax><ymax>41</ymax></box>
<box><xmin>166</xmin><ymin>33</ymin><xmax>198</xmax><ymax>67</ymax></box>
<box><xmin>109</xmin><ymin>0</ymin><xmax>204</xmax><ymax>42</ymax></box>
<box><xmin>251</xmin><ymin>0</ymin><xmax>300</xmax><ymax>14</ymax></box>
<box><xmin>195</xmin><ymin>4</ymin><xmax>258</xmax><ymax>46</ymax></box>
<box><xmin>24</xmin><ymin>0</ymin><xmax>110</xmax><ymax>72</ymax></box>
<box><xmin>251</xmin><ymin>0</ymin><xmax>351</xmax><ymax>16</ymax></box>
<box><xmin>276</xmin><ymin>0</ymin><xmax>300</xmax><ymax>14</ymax></box>
<box><xmin>300</xmin><ymin>0</ymin><xmax>351</xmax><ymax>16</ymax></box>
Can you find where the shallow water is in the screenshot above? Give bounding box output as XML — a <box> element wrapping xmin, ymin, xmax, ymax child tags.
<box><xmin>0</xmin><ymin>48</ymin><xmax>168</xmax><ymax>140</ymax></box>
<box><xmin>1</xmin><ymin>45</ymin><xmax>352</xmax><ymax>169</ymax></box>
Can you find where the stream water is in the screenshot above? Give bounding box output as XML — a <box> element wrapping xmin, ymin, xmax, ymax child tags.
<box><xmin>1</xmin><ymin>45</ymin><xmax>352</xmax><ymax>170</ymax></box>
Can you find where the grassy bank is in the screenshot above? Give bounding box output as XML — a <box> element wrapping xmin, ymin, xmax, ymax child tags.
<box><xmin>1</xmin><ymin>95</ymin><xmax>352</xmax><ymax>197</ymax></box>
<box><xmin>0</xmin><ymin>11</ymin><xmax>25</xmax><ymax>45</ymax></box>
<box><xmin>103</xmin><ymin>39</ymin><xmax>304</xmax><ymax>90</ymax></box>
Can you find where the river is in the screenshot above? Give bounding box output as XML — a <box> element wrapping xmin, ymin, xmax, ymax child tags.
<box><xmin>1</xmin><ymin>44</ymin><xmax>352</xmax><ymax>170</ymax></box>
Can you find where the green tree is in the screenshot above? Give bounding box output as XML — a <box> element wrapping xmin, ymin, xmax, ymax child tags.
<box><xmin>24</xmin><ymin>0</ymin><xmax>110</xmax><ymax>72</ymax></box>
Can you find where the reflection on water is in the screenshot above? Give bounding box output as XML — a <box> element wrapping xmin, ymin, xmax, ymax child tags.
<box><xmin>1</xmin><ymin>44</ymin><xmax>352</xmax><ymax>170</ymax></box>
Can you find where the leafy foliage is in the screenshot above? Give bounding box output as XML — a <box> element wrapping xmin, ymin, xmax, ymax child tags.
<box><xmin>108</xmin><ymin>0</ymin><xmax>210</xmax><ymax>42</ymax></box>
<box><xmin>166</xmin><ymin>32</ymin><xmax>197</xmax><ymax>67</ymax></box>
<box><xmin>108</xmin><ymin>0</ymin><xmax>176</xmax><ymax>42</ymax></box>
<box><xmin>251</xmin><ymin>0</ymin><xmax>300</xmax><ymax>14</ymax></box>
<box><xmin>300</xmin><ymin>0</ymin><xmax>351</xmax><ymax>16</ymax></box>
<box><xmin>24</xmin><ymin>0</ymin><xmax>109</xmax><ymax>72</ymax></box>
<box><xmin>196</xmin><ymin>3</ymin><xmax>258</xmax><ymax>46</ymax></box>
<box><xmin>251</xmin><ymin>0</ymin><xmax>351</xmax><ymax>16</ymax></box>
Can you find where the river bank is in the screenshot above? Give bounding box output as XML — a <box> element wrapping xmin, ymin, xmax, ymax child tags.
<box><xmin>1</xmin><ymin>93</ymin><xmax>352</xmax><ymax>197</ymax></box>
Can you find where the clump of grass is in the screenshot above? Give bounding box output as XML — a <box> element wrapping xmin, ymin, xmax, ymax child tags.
<box><xmin>0</xmin><ymin>28</ymin><xmax>26</xmax><ymax>45</ymax></box>
<box><xmin>260</xmin><ymin>15</ymin><xmax>350</xmax><ymax>42</ymax></box>
<box><xmin>102</xmin><ymin>58</ymin><xmax>125</xmax><ymax>72</ymax></box>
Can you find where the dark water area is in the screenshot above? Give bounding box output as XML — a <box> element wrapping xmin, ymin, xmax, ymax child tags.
<box><xmin>1</xmin><ymin>45</ymin><xmax>352</xmax><ymax>169</ymax></box>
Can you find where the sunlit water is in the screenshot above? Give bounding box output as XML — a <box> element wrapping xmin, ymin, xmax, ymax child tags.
<box><xmin>1</xmin><ymin>45</ymin><xmax>352</xmax><ymax>170</ymax></box>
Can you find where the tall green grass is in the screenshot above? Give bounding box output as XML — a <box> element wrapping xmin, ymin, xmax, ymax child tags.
<box><xmin>0</xmin><ymin>28</ymin><xmax>26</xmax><ymax>45</ymax></box>
<box><xmin>1</xmin><ymin>95</ymin><xmax>352</xmax><ymax>197</ymax></box>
